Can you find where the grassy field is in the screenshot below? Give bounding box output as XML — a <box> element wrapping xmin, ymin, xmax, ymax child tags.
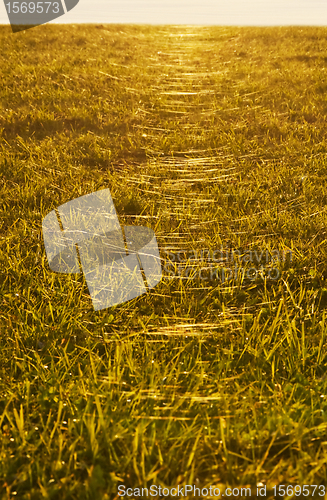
<box><xmin>2</xmin><ymin>23</ymin><xmax>327</xmax><ymax>499</ymax></box>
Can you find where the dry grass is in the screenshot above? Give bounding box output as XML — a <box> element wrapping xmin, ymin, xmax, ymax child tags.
<box><xmin>1</xmin><ymin>23</ymin><xmax>327</xmax><ymax>499</ymax></box>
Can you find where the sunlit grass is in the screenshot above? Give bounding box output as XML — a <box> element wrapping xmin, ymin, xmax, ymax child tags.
<box><xmin>1</xmin><ymin>23</ymin><xmax>327</xmax><ymax>498</ymax></box>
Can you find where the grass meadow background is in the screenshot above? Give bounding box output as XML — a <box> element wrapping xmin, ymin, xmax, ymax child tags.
<box><xmin>1</xmin><ymin>23</ymin><xmax>327</xmax><ymax>498</ymax></box>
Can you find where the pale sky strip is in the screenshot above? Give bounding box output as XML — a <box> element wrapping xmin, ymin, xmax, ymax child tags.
<box><xmin>1</xmin><ymin>0</ymin><xmax>327</xmax><ymax>26</ymax></box>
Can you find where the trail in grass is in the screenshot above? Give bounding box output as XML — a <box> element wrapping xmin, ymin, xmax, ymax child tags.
<box><xmin>120</xmin><ymin>27</ymin><xmax>238</xmax><ymax>253</ymax></box>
